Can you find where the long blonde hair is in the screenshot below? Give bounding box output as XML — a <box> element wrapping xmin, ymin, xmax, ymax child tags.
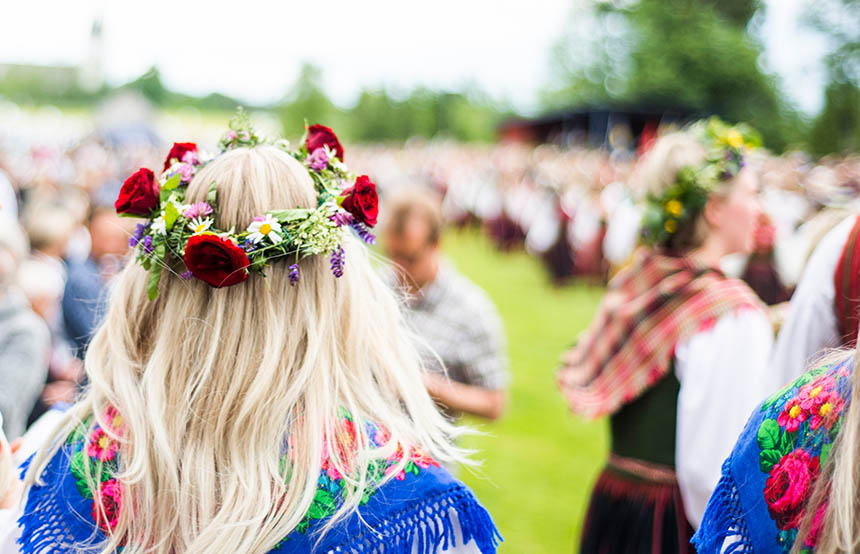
<box><xmin>24</xmin><ymin>146</ymin><xmax>468</xmax><ymax>553</ymax></box>
<box><xmin>792</xmin><ymin>346</ymin><xmax>860</xmax><ymax>553</ymax></box>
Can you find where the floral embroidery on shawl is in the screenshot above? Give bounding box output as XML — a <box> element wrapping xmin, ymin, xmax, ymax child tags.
<box><xmin>693</xmin><ymin>361</ymin><xmax>852</xmax><ymax>554</ymax></box>
<box><xmin>67</xmin><ymin>408</ymin><xmax>440</xmax><ymax>540</ymax></box>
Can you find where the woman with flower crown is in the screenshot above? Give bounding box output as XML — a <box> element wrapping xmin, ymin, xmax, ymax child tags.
<box><xmin>557</xmin><ymin>118</ymin><xmax>774</xmax><ymax>553</ymax></box>
<box><xmin>13</xmin><ymin>114</ymin><xmax>500</xmax><ymax>554</ymax></box>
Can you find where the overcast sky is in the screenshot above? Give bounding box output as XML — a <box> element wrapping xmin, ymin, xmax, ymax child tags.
<box><xmin>0</xmin><ymin>0</ymin><xmax>831</xmax><ymax>114</ymax></box>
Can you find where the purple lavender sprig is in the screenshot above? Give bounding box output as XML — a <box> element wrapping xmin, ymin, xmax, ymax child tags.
<box><xmin>288</xmin><ymin>264</ymin><xmax>299</xmax><ymax>286</ymax></box>
<box><xmin>128</xmin><ymin>223</ymin><xmax>146</xmax><ymax>248</ymax></box>
<box><xmin>142</xmin><ymin>235</ymin><xmax>154</xmax><ymax>254</ymax></box>
<box><xmin>329</xmin><ymin>211</ymin><xmax>354</xmax><ymax>227</ymax></box>
<box><xmin>330</xmin><ymin>246</ymin><xmax>345</xmax><ymax>278</ymax></box>
<box><xmin>180</xmin><ymin>270</ymin><xmax>193</xmax><ymax>281</ymax></box>
<box><xmin>352</xmin><ymin>222</ymin><xmax>376</xmax><ymax>245</ymax></box>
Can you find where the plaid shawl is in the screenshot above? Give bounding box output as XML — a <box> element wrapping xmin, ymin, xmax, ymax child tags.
<box><xmin>834</xmin><ymin>214</ymin><xmax>860</xmax><ymax>346</ymax></box>
<box><xmin>559</xmin><ymin>249</ymin><xmax>763</xmax><ymax>419</ymax></box>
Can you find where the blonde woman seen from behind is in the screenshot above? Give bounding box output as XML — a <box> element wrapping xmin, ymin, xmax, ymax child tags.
<box><xmin>17</xmin><ymin>126</ymin><xmax>500</xmax><ymax>554</ymax></box>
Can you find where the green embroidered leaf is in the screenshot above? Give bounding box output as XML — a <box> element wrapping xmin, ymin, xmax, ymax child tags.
<box><xmin>161</xmin><ymin>173</ymin><xmax>181</xmax><ymax>192</ymax></box>
<box><xmin>405</xmin><ymin>460</ymin><xmax>419</xmax><ymax>476</ymax></box>
<box><xmin>163</xmin><ymin>202</ymin><xmax>180</xmax><ymax>232</ymax></box>
<box><xmin>306</xmin><ymin>489</ymin><xmax>336</xmax><ymax>520</ymax></box>
<box><xmin>760</xmin><ymin>448</ymin><xmax>783</xmax><ymax>473</ymax></box>
<box><xmin>821</xmin><ymin>443</ymin><xmax>833</xmax><ymax>466</ymax></box>
<box><xmin>778</xmin><ymin>429</ymin><xmax>796</xmax><ymax>454</ymax></box>
<box><xmin>70</xmin><ymin>450</ymin><xmax>95</xmax><ymax>499</ymax></box>
<box><xmin>147</xmin><ymin>264</ymin><xmax>163</xmax><ymax>301</ymax></box>
<box><xmin>757</xmin><ymin>419</ymin><xmax>781</xmax><ymax>451</ymax></box>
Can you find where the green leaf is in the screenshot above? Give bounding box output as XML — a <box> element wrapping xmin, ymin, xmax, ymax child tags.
<box><xmin>207</xmin><ymin>181</ymin><xmax>218</xmax><ymax>208</ymax></box>
<box><xmin>269</xmin><ymin>209</ymin><xmax>312</xmax><ymax>222</ymax></box>
<box><xmin>70</xmin><ymin>450</ymin><xmax>95</xmax><ymax>498</ymax></box>
<box><xmin>756</xmin><ymin>419</ymin><xmax>781</xmax><ymax>451</ymax></box>
<box><xmin>821</xmin><ymin>443</ymin><xmax>833</xmax><ymax>466</ymax></box>
<box><xmin>760</xmin><ymin>448</ymin><xmax>783</xmax><ymax>473</ymax></box>
<box><xmin>778</xmin><ymin>429</ymin><xmax>796</xmax><ymax>454</ymax></box>
<box><xmin>147</xmin><ymin>264</ymin><xmax>163</xmax><ymax>301</ymax></box>
<box><xmin>161</xmin><ymin>173</ymin><xmax>181</xmax><ymax>191</ymax></box>
<box><xmin>163</xmin><ymin>202</ymin><xmax>180</xmax><ymax>232</ymax></box>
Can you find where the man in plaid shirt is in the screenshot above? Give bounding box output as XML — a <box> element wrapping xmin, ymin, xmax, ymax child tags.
<box><xmin>384</xmin><ymin>191</ymin><xmax>508</xmax><ymax>420</ymax></box>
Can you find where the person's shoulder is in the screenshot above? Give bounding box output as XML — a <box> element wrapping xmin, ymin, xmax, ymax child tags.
<box><xmin>274</xmin><ymin>444</ymin><xmax>501</xmax><ymax>554</ymax></box>
<box><xmin>441</xmin><ymin>266</ymin><xmax>499</xmax><ymax>320</ymax></box>
<box><xmin>18</xmin><ymin>416</ymin><xmax>114</xmax><ymax>553</ymax></box>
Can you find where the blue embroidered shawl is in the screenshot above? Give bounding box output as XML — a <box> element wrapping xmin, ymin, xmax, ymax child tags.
<box><xmin>693</xmin><ymin>360</ymin><xmax>853</xmax><ymax>554</ymax></box>
<box><xmin>17</xmin><ymin>420</ymin><xmax>501</xmax><ymax>554</ymax></box>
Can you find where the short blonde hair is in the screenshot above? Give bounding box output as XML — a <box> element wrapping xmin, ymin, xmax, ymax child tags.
<box><xmin>383</xmin><ymin>188</ymin><xmax>444</xmax><ymax>246</ymax></box>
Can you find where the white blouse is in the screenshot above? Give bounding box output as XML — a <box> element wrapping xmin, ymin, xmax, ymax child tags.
<box><xmin>674</xmin><ymin>307</ymin><xmax>774</xmax><ymax>529</ymax></box>
<box><xmin>769</xmin><ymin>215</ymin><xmax>856</xmax><ymax>388</ymax></box>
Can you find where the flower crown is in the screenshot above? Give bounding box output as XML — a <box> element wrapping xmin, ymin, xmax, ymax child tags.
<box><xmin>640</xmin><ymin>116</ymin><xmax>762</xmax><ymax>247</ymax></box>
<box><xmin>115</xmin><ymin>110</ymin><xmax>379</xmax><ymax>299</ymax></box>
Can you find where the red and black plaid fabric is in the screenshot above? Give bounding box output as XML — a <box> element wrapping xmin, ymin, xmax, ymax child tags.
<box><xmin>558</xmin><ymin>249</ymin><xmax>763</xmax><ymax>419</ymax></box>
<box><xmin>834</xmin><ymin>215</ymin><xmax>860</xmax><ymax>346</ymax></box>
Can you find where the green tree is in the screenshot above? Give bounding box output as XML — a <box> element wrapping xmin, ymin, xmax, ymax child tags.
<box><xmin>545</xmin><ymin>0</ymin><xmax>803</xmax><ymax>150</ymax></box>
<box><xmin>806</xmin><ymin>0</ymin><xmax>860</xmax><ymax>154</ymax></box>
<box><xmin>808</xmin><ymin>81</ymin><xmax>860</xmax><ymax>155</ymax></box>
<box><xmin>279</xmin><ymin>63</ymin><xmax>341</xmax><ymax>139</ymax></box>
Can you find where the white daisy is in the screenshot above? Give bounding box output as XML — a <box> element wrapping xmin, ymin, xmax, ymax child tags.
<box><xmin>246</xmin><ymin>214</ymin><xmax>283</xmax><ymax>244</ymax></box>
<box><xmin>188</xmin><ymin>217</ymin><xmax>213</xmax><ymax>235</ymax></box>
<box><xmin>151</xmin><ymin>215</ymin><xmax>167</xmax><ymax>235</ymax></box>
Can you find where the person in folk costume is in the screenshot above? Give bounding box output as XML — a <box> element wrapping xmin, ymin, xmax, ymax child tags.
<box><xmin>741</xmin><ymin>212</ymin><xmax>792</xmax><ymax>306</ymax></box>
<box><xmin>13</xmin><ymin>118</ymin><xmax>500</xmax><ymax>554</ymax></box>
<box><xmin>557</xmin><ymin>118</ymin><xmax>774</xmax><ymax>553</ymax></box>
<box><xmin>768</xmin><ymin>211</ymin><xmax>860</xmax><ymax>388</ymax></box>
<box><xmin>694</xmin><ymin>335</ymin><xmax>860</xmax><ymax>552</ymax></box>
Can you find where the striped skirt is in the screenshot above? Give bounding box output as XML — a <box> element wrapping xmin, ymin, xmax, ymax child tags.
<box><xmin>579</xmin><ymin>454</ymin><xmax>693</xmax><ymax>554</ymax></box>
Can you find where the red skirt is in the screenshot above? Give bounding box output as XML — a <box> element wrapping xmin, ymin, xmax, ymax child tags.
<box><xmin>579</xmin><ymin>455</ymin><xmax>693</xmax><ymax>554</ymax></box>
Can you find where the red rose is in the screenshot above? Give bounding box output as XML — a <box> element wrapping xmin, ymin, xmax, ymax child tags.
<box><xmin>764</xmin><ymin>448</ymin><xmax>820</xmax><ymax>530</ymax></box>
<box><xmin>183</xmin><ymin>234</ymin><xmax>250</xmax><ymax>288</ymax></box>
<box><xmin>115</xmin><ymin>168</ymin><xmax>160</xmax><ymax>216</ymax></box>
<box><xmin>341</xmin><ymin>175</ymin><xmax>378</xmax><ymax>227</ymax></box>
<box><xmin>306</xmin><ymin>124</ymin><xmax>344</xmax><ymax>160</ymax></box>
<box><xmin>92</xmin><ymin>479</ymin><xmax>122</xmax><ymax>532</ymax></box>
<box><xmin>163</xmin><ymin>142</ymin><xmax>198</xmax><ymax>171</ymax></box>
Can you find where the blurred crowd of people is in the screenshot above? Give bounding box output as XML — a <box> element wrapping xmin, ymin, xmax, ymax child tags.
<box><xmin>352</xmin><ymin>141</ymin><xmax>860</xmax><ymax>307</ymax></box>
<box><xmin>2</xmin><ymin>116</ymin><xmax>860</xmax><ymax>433</ymax></box>
<box><xmin>0</xmin><ymin>134</ymin><xmax>150</xmax><ymax>439</ymax></box>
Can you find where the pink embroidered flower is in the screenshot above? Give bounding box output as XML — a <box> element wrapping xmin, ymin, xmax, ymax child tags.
<box><xmin>226</xmin><ymin>130</ymin><xmax>238</xmax><ymax>141</ymax></box>
<box><xmin>805</xmin><ymin>500</ymin><xmax>828</xmax><ymax>547</ymax></box>
<box><xmin>777</xmin><ymin>397</ymin><xmax>808</xmax><ymax>432</ymax></box>
<box><xmin>764</xmin><ymin>449</ymin><xmax>820</xmax><ymax>530</ymax></box>
<box><xmin>321</xmin><ymin>419</ymin><xmax>358</xmax><ymax>481</ymax></box>
<box><xmin>87</xmin><ymin>427</ymin><xmax>120</xmax><ymax>462</ymax></box>
<box><xmin>799</xmin><ymin>376</ymin><xmax>836</xmax><ymax>411</ymax></box>
<box><xmin>808</xmin><ymin>391</ymin><xmax>844</xmax><ymax>430</ymax></box>
<box><xmin>103</xmin><ymin>406</ymin><xmax>125</xmax><ymax>436</ymax></box>
<box><xmin>92</xmin><ymin>478</ymin><xmax>122</xmax><ymax>532</ymax></box>
<box><xmin>410</xmin><ymin>449</ymin><xmax>440</xmax><ymax>470</ymax></box>
<box><xmin>372</xmin><ymin>425</ymin><xmax>391</xmax><ymax>447</ymax></box>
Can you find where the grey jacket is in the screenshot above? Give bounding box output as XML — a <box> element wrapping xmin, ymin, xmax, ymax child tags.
<box><xmin>0</xmin><ymin>290</ymin><xmax>49</xmax><ymax>439</ymax></box>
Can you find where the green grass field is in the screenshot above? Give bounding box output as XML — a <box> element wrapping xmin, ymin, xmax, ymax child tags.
<box><xmin>439</xmin><ymin>228</ymin><xmax>608</xmax><ymax>553</ymax></box>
